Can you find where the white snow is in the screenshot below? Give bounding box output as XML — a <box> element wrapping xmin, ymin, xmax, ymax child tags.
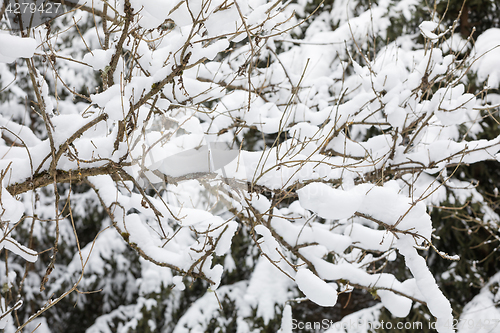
<box><xmin>419</xmin><ymin>21</ymin><xmax>441</xmax><ymax>40</ymax></box>
<box><xmin>0</xmin><ymin>33</ymin><xmax>37</xmax><ymax>63</ymax></box>
<box><xmin>83</xmin><ymin>49</ymin><xmax>114</xmax><ymax>71</ymax></box>
<box><xmin>278</xmin><ymin>304</ymin><xmax>293</xmax><ymax>333</ymax></box>
<box><xmin>472</xmin><ymin>28</ymin><xmax>500</xmax><ymax>89</ymax></box>
<box><xmin>2</xmin><ymin>0</ymin><xmax>499</xmax><ymax>331</ymax></box>
<box><xmin>297</xmin><ymin>183</ymin><xmax>363</xmax><ymax>220</ymax></box>
<box><xmin>295</xmin><ymin>268</ymin><xmax>338</xmax><ymax>307</ymax></box>
<box><xmin>458</xmin><ymin>272</ymin><xmax>500</xmax><ymax>333</ymax></box>
<box><xmin>397</xmin><ymin>235</ymin><xmax>454</xmax><ymax>333</ymax></box>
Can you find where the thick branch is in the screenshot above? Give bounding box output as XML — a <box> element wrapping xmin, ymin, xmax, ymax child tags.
<box><xmin>6</xmin><ymin>164</ymin><xmax>125</xmax><ymax>196</ymax></box>
<box><xmin>106</xmin><ymin>0</ymin><xmax>133</xmax><ymax>87</ymax></box>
